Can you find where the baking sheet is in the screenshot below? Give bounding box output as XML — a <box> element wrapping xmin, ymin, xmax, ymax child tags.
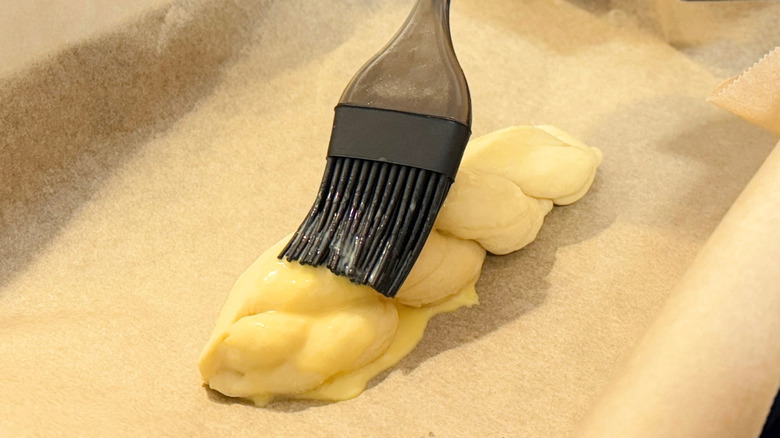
<box><xmin>1</xmin><ymin>0</ymin><xmax>779</xmax><ymax>436</ymax></box>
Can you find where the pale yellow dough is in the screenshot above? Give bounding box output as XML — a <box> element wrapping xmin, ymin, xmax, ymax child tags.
<box><xmin>198</xmin><ymin>126</ymin><xmax>603</xmax><ymax>405</ymax></box>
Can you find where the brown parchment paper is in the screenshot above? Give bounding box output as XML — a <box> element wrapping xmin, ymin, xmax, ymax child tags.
<box><xmin>2</xmin><ymin>1</ymin><xmax>779</xmax><ymax>437</ymax></box>
<box><xmin>710</xmin><ymin>47</ymin><xmax>780</xmax><ymax>136</ymax></box>
<box><xmin>572</xmin><ymin>43</ymin><xmax>780</xmax><ymax>438</ymax></box>
<box><xmin>573</xmin><ymin>141</ymin><xmax>780</xmax><ymax>438</ymax></box>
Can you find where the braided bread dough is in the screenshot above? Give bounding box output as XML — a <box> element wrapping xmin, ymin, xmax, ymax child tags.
<box><xmin>198</xmin><ymin>125</ymin><xmax>602</xmax><ymax>405</ymax></box>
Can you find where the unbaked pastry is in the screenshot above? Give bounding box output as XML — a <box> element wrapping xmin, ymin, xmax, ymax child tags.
<box><xmin>198</xmin><ymin>125</ymin><xmax>603</xmax><ymax>405</ymax></box>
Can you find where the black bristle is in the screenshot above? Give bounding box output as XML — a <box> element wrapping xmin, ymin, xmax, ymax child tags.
<box><xmin>329</xmin><ymin>160</ymin><xmax>372</xmax><ymax>272</ymax></box>
<box><xmin>301</xmin><ymin>158</ymin><xmax>351</xmax><ymax>264</ymax></box>
<box><xmin>387</xmin><ymin>172</ymin><xmax>449</xmax><ymax>294</ymax></box>
<box><xmin>280</xmin><ymin>157</ymin><xmax>451</xmax><ymax>298</ymax></box>
<box><xmin>362</xmin><ymin>165</ymin><xmax>408</xmax><ymax>283</ymax></box>
<box><xmin>369</xmin><ymin>167</ymin><xmax>419</xmax><ymax>285</ymax></box>
<box><xmin>350</xmin><ymin>162</ymin><xmax>388</xmax><ymax>276</ymax></box>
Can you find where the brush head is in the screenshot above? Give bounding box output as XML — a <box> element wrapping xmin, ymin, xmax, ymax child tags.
<box><xmin>279</xmin><ymin>156</ymin><xmax>451</xmax><ymax>298</ymax></box>
<box><xmin>279</xmin><ymin>0</ymin><xmax>471</xmax><ymax>297</ymax></box>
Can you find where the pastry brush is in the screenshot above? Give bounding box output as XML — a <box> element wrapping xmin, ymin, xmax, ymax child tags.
<box><xmin>279</xmin><ymin>0</ymin><xmax>471</xmax><ymax>298</ymax></box>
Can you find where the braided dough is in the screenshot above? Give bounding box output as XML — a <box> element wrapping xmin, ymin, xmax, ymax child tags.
<box><xmin>198</xmin><ymin>125</ymin><xmax>603</xmax><ymax>405</ymax></box>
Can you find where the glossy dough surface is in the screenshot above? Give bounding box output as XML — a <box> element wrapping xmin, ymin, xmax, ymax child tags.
<box><xmin>198</xmin><ymin>126</ymin><xmax>603</xmax><ymax>404</ymax></box>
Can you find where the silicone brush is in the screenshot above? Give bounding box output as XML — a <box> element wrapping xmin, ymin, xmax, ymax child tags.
<box><xmin>279</xmin><ymin>0</ymin><xmax>471</xmax><ymax>297</ymax></box>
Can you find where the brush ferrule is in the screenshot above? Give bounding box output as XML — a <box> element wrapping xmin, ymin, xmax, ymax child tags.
<box><xmin>327</xmin><ymin>104</ymin><xmax>470</xmax><ymax>180</ymax></box>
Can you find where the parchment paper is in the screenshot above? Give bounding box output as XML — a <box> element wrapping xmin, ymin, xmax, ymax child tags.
<box><xmin>1</xmin><ymin>1</ymin><xmax>779</xmax><ymax>437</ymax></box>
<box><xmin>573</xmin><ymin>42</ymin><xmax>780</xmax><ymax>438</ymax></box>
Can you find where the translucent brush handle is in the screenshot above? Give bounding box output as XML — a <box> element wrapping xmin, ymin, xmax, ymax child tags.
<box><xmin>339</xmin><ymin>0</ymin><xmax>471</xmax><ymax>126</ymax></box>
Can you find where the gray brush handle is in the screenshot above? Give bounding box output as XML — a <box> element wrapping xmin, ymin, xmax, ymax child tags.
<box><xmin>338</xmin><ymin>0</ymin><xmax>471</xmax><ymax>126</ymax></box>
